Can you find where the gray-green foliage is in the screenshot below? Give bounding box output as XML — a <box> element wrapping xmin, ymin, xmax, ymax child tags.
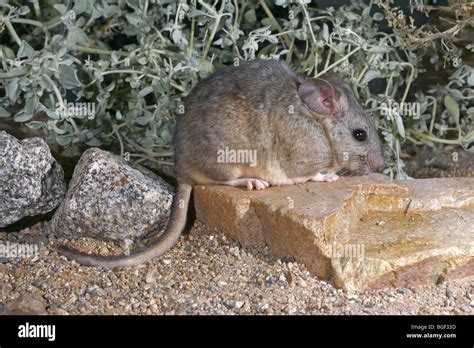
<box><xmin>0</xmin><ymin>0</ymin><xmax>473</xmax><ymax>179</ymax></box>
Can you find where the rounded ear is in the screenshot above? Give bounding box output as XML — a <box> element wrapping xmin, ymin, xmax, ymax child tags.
<box><xmin>318</xmin><ymin>73</ymin><xmax>349</xmax><ymax>88</ymax></box>
<box><xmin>298</xmin><ymin>78</ymin><xmax>338</xmax><ymax>117</ymax></box>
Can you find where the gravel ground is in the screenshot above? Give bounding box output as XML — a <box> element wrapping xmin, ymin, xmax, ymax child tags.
<box><xmin>1</xmin><ymin>220</ymin><xmax>473</xmax><ymax>315</ymax></box>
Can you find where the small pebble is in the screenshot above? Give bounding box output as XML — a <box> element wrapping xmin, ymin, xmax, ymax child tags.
<box><xmin>12</xmin><ymin>267</ymin><xmax>23</xmax><ymax>279</ymax></box>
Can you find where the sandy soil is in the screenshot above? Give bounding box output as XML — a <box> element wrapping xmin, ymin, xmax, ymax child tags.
<box><xmin>1</xmin><ymin>220</ymin><xmax>472</xmax><ymax>315</ymax></box>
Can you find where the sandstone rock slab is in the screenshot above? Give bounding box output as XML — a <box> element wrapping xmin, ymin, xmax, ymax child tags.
<box><xmin>50</xmin><ymin>148</ymin><xmax>173</xmax><ymax>241</ymax></box>
<box><xmin>194</xmin><ymin>174</ymin><xmax>474</xmax><ymax>291</ymax></box>
<box><xmin>0</xmin><ymin>131</ymin><xmax>66</xmax><ymax>228</ymax></box>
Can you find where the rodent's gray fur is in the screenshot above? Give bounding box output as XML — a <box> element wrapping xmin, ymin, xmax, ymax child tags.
<box><xmin>59</xmin><ymin>59</ymin><xmax>384</xmax><ymax>268</ymax></box>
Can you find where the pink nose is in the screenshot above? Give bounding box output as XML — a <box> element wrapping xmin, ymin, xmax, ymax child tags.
<box><xmin>368</xmin><ymin>153</ymin><xmax>385</xmax><ymax>170</ymax></box>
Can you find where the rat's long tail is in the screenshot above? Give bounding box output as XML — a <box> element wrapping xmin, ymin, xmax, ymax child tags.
<box><xmin>58</xmin><ymin>183</ymin><xmax>193</xmax><ymax>268</ymax></box>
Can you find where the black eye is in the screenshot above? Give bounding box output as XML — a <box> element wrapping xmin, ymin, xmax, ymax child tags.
<box><xmin>352</xmin><ymin>129</ymin><xmax>367</xmax><ymax>141</ymax></box>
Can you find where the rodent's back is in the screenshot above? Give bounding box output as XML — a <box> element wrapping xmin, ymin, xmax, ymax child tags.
<box><xmin>184</xmin><ymin>60</ymin><xmax>301</xmax><ymax>106</ymax></box>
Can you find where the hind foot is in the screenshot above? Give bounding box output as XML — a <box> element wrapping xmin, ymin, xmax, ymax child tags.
<box><xmin>226</xmin><ymin>178</ymin><xmax>269</xmax><ymax>190</ymax></box>
<box><xmin>311</xmin><ymin>172</ymin><xmax>339</xmax><ymax>183</ymax></box>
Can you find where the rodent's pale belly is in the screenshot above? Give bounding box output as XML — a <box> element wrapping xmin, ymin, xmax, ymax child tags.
<box><xmin>245</xmin><ymin>162</ymin><xmax>314</xmax><ymax>186</ymax></box>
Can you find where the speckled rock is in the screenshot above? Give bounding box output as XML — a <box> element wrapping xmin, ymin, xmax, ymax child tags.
<box><xmin>50</xmin><ymin>148</ymin><xmax>173</xmax><ymax>241</ymax></box>
<box><xmin>194</xmin><ymin>174</ymin><xmax>474</xmax><ymax>291</ymax></box>
<box><xmin>0</xmin><ymin>131</ymin><xmax>66</xmax><ymax>228</ymax></box>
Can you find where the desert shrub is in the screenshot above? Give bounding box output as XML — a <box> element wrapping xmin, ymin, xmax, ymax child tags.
<box><xmin>0</xmin><ymin>0</ymin><xmax>473</xmax><ymax>178</ymax></box>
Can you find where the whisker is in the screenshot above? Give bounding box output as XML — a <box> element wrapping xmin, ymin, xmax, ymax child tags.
<box><xmin>336</xmin><ymin>168</ymin><xmax>351</xmax><ymax>176</ymax></box>
<box><xmin>266</xmin><ymin>154</ymin><xmax>338</xmax><ymax>165</ymax></box>
<box><xmin>266</xmin><ymin>153</ymin><xmax>366</xmax><ymax>166</ymax></box>
<box><xmin>276</xmin><ymin>157</ymin><xmax>366</xmax><ymax>167</ymax></box>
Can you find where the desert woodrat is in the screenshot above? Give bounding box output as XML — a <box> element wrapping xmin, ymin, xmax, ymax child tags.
<box><xmin>59</xmin><ymin>59</ymin><xmax>385</xmax><ymax>268</ymax></box>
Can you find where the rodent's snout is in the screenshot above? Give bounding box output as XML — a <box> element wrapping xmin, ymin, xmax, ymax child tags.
<box><xmin>368</xmin><ymin>152</ymin><xmax>385</xmax><ymax>170</ymax></box>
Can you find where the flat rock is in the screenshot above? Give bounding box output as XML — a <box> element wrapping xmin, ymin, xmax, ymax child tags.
<box><xmin>5</xmin><ymin>292</ymin><xmax>47</xmax><ymax>315</ymax></box>
<box><xmin>50</xmin><ymin>148</ymin><xmax>173</xmax><ymax>241</ymax></box>
<box><xmin>194</xmin><ymin>174</ymin><xmax>474</xmax><ymax>291</ymax></box>
<box><xmin>0</xmin><ymin>131</ymin><xmax>66</xmax><ymax>228</ymax></box>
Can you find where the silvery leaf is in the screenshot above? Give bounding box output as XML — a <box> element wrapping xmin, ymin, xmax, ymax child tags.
<box><xmin>58</xmin><ymin>64</ymin><xmax>82</xmax><ymax>88</ymax></box>
<box><xmin>17</xmin><ymin>41</ymin><xmax>35</xmax><ymax>58</ymax></box>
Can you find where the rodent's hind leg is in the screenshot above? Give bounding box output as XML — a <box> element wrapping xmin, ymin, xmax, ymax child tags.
<box><xmin>225</xmin><ymin>178</ymin><xmax>269</xmax><ymax>191</ymax></box>
<box><xmin>311</xmin><ymin>172</ymin><xmax>339</xmax><ymax>183</ymax></box>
